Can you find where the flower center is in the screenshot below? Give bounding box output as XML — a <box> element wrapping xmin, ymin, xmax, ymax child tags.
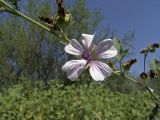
<box><xmin>82</xmin><ymin>51</ymin><xmax>92</xmax><ymax>60</ymax></box>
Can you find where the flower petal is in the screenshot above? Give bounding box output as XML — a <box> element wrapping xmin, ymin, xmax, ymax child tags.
<box><xmin>89</xmin><ymin>61</ymin><xmax>112</xmax><ymax>81</ymax></box>
<box><xmin>96</xmin><ymin>39</ymin><xmax>117</xmax><ymax>59</ymax></box>
<box><xmin>65</xmin><ymin>39</ymin><xmax>84</xmax><ymax>55</ymax></box>
<box><xmin>82</xmin><ymin>34</ymin><xmax>94</xmax><ymax>49</ymax></box>
<box><xmin>98</xmin><ymin>46</ymin><xmax>118</xmax><ymax>59</ymax></box>
<box><xmin>62</xmin><ymin>60</ymin><xmax>87</xmax><ymax>80</ymax></box>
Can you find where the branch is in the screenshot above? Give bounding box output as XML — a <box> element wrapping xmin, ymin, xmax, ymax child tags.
<box><xmin>113</xmin><ymin>71</ymin><xmax>160</xmax><ymax>103</ymax></box>
<box><xmin>144</xmin><ymin>81</ymin><xmax>160</xmax><ymax>103</ymax></box>
<box><xmin>0</xmin><ymin>0</ymin><xmax>70</xmax><ymax>42</ymax></box>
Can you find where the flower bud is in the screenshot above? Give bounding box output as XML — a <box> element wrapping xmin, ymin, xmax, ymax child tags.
<box><xmin>148</xmin><ymin>46</ymin><xmax>155</xmax><ymax>53</ymax></box>
<box><xmin>140</xmin><ymin>72</ymin><xmax>148</xmax><ymax>79</ymax></box>
<box><xmin>39</xmin><ymin>16</ymin><xmax>54</xmax><ymax>25</ymax></box>
<box><xmin>148</xmin><ymin>70</ymin><xmax>156</xmax><ymax>79</ymax></box>
<box><xmin>140</xmin><ymin>48</ymin><xmax>148</xmax><ymax>54</ymax></box>
<box><xmin>130</xmin><ymin>58</ymin><xmax>137</xmax><ymax>64</ymax></box>
<box><xmin>123</xmin><ymin>63</ymin><xmax>130</xmax><ymax>70</ymax></box>
<box><xmin>151</xmin><ymin>43</ymin><xmax>159</xmax><ymax>48</ymax></box>
<box><xmin>123</xmin><ymin>58</ymin><xmax>137</xmax><ymax>71</ymax></box>
<box><xmin>56</xmin><ymin>0</ymin><xmax>63</xmax><ymax>6</ymax></box>
<box><xmin>64</xmin><ymin>11</ymin><xmax>72</xmax><ymax>23</ymax></box>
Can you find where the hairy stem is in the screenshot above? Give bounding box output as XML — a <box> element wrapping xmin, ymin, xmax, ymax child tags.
<box><xmin>142</xmin><ymin>52</ymin><xmax>160</xmax><ymax>102</ymax></box>
<box><xmin>144</xmin><ymin>80</ymin><xmax>160</xmax><ymax>103</ymax></box>
<box><xmin>113</xmin><ymin>71</ymin><xmax>141</xmax><ymax>86</ymax></box>
<box><xmin>0</xmin><ymin>0</ymin><xmax>51</xmax><ymax>32</ymax></box>
<box><xmin>0</xmin><ymin>0</ymin><xmax>70</xmax><ymax>42</ymax></box>
<box><xmin>113</xmin><ymin>71</ymin><xmax>160</xmax><ymax>103</ymax></box>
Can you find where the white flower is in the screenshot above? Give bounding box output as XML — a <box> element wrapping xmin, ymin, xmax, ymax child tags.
<box><xmin>62</xmin><ymin>34</ymin><xmax>117</xmax><ymax>81</ymax></box>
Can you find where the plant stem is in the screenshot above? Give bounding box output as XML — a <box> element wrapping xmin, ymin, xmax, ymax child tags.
<box><xmin>144</xmin><ymin>80</ymin><xmax>160</xmax><ymax>103</ymax></box>
<box><xmin>0</xmin><ymin>0</ymin><xmax>70</xmax><ymax>42</ymax></box>
<box><xmin>147</xmin><ymin>79</ymin><xmax>152</xmax><ymax>86</ymax></box>
<box><xmin>144</xmin><ymin>53</ymin><xmax>148</xmax><ymax>73</ymax></box>
<box><xmin>142</xmin><ymin>52</ymin><xmax>160</xmax><ymax>102</ymax></box>
<box><xmin>92</xmin><ymin>111</ymin><xmax>102</xmax><ymax>120</ymax></box>
<box><xmin>0</xmin><ymin>0</ymin><xmax>51</xmax><ymax>32</ymax></box>
<box><xmin>113</xmin><ymin>71</ymin><xmax>141</xmax><ymax>86</ymax></box>
<box><xmin>113</xmin><ymin>71</ymin><xmax>160</xmax><ymax>103</ymax></box>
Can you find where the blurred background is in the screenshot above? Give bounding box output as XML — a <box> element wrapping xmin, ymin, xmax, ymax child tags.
<box><xmin>0</xmin><ymin>0</ymin><xmax>160</xmax><ymax>119</ymax></box>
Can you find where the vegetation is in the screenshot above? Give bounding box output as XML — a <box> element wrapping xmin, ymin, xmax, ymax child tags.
<box><xmin>0</xmin><ymin>0</ymin><xmax>160</xmax><ymax>119</ymax></box>
<box><xmin>0</xmin><ymin>80</ymin><xmax>156</xmax><ymax>119</ymax></box>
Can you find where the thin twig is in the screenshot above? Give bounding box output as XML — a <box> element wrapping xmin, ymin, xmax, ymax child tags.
<box><xmin>113</xmin><ymin>71</ymin><xmax>139</xmax><ymax>85</ymax></box>
<box><xmin>145</xmin><ymin>81</ymin><xmax>160</xmax><ymax>103</ymax></box>
<box><xmin>92</xmin><ymin>111</ymin><xmax>102</xmax><ymax>120</ymax></box>
<box><xmin>143</xmin><ymin>52</ymin><xmax>160</xmax><ymax>103</ymax></box>
<box><xmin>144</xmin><ymin>53</ymin><xmax>148</xmax><ymax>73</ymax></box>
<box><xmin>113</xmin><ymin>71</ymin><xmax>160</xmax><ymax>103</ymax></box>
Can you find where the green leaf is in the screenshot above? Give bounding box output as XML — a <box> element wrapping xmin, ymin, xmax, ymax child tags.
<box><xmin>152</xmin><ymin>59</ymin><xmax>160</xmax><ymax>71</ymax></box>
<box><xmin>119</xmin><ymin>49</ymin><xmax>129</xmax><ymax>60</ymax></box>
<box><xmin>113</xmin><ymin>37</ymin><xmax>129</xmax><ymax>60</ymax></box>
<box><xmin>113</xmin><ymin>36</ymin><xmax>122</xmax><ymax>51</ymax></box>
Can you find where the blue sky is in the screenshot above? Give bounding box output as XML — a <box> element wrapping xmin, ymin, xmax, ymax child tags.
<box><xmin>2</xmin><ymin>0</ymin><xmax>160</xmax><ymax>74</ymax></box>
<box><xmin>85</xmin><ymin>0</ymin><xmax>160</xmax><ymax>74</ymax></box>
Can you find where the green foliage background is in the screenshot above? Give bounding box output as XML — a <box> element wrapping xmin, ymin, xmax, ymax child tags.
<box><xmin>0</xmin><ymin>80</ymin><xmax>156</xmax><ymax>119</ymax></box>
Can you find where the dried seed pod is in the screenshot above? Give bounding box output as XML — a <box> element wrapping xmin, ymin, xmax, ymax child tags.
<box><xmin>123</xmin><ymin>58</ymin><xmax>137</xmax><ymax>71</ymax></box>
<box><xmin>148</xmin><ymin>70</ymin><xmax>156</xmax><ymax>79</ymax></box>
<box><xmin>39</xmin><ymin>16</ymin><xmax>54</xmax><ymax>25</ymax></box>
<box><xmin>148</xmin><ymin>45</ymin><xmax>155</xmax><ymax>53</ymax></box>
<box><xmin>130</xmin><ymin>58</ymin><xmax>137</xmax><ymax>64</ymax></box>
<box><xmin>56</xmin><ymin>0</ymin><xmax>72</xmax><ymax>25</ymax></box>
<box><xmin>56</xmin><ymin>0</ymin><xmax>65</xmax><ymax>17</ymax></box>
<box><xmin>56</xmin><ymin>0</ymin><xmax>63</xmax><ymax>6</ymax></box>
<box><xmin>140</xmin><ymin>48</ymin><xmax>148</xmax><ymax>54</ymax></box>
<box><xmin>155</xmin><ymin>71</ymin><xmax>160</xmax><ymax>77</ymax></box>
<box><xmin>140</xmin><ymin>72</ymin><xmax>148</xmax><ymax>79</ymax></box>
<box><xmin>123</xmin><ymin>63</ymin><xmax>130</xmax><ymax>70</ymax></box>
<box><xmin>151</xmin><ymin>43</ymin><xmax>159</xmax><ymax>48</ymax></box>
<box><xmin>39</xmin><ymin>16</ymin><xmax>60</xmax><ymax>31</ymax></box>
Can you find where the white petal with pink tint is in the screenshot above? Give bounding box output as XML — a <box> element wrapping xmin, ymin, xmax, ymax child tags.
<box><xmin>98</xmin><ymin>46</ymin><xmax>118</xmax><ymax>59</ymax></box>
<box><xmin>82</xmin><ymin>34</ymin><xmax>94</xmax><ymax>49</ymax></box>
<box><xmin>96</xmin><ymin>39</ymin><xmax>117</xmax><ymax>59</ymax></box>
<box><xmin>62</xmin><ymin>60</ymin><xmax>87</xmax><ymax>80</ymax></box>
<box><xmin>65</xmin><ymin>39</ymin><xmax>84</xmax><ymax>55</ymax></box>
<box><xmin>89</xmin><ymin>61</ymin><xmax>112</xmax><ymax>81</ymax></box>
